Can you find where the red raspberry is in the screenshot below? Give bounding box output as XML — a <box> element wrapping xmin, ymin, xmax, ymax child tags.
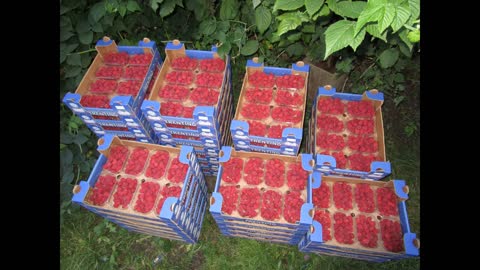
<box><xmin>112</xmin><ymin>177</ymin><xmax>138</xmax><ymax>209</ymax></box>
<box><xmin>124</xmin><ymin>66</ymin><xmax>148</xmax><ymax>80</ymax></box>
<box><xmin>260</xmin><ymin>190</ymin><xmax>282</xmax><ymax>221</ymax></box>
<box><xmin>265</xmin><ymin>159</ymin><xmax>285</xmax><ymax>187</ymax></box>
<box><xmin>247</xmin><ymin>121</ymin><xmax>267</xmax><ymax>136</ymax></box>
<box><xmin>275</xmin><ymin>74</ymin><xmax>305</xmax><ymax>89</ymax></box>
<box><xmin>240</xmin><ymin>104</ymin><xmax>270</xmax><ymax>120</ymax></box>
<box><xmin>145</xmin><ymin>150</ymin><xmax>170</xmax><ymax>179</ymax></box>
<box><xmin>274</xmin><ymin>90</ymin><xmax>304</xmax><ymax>106</ymax></box>
<box><xmin>267</xmin><ymin>124</ymin><xmax>288</xmax><ymax>139</ymax></box>
<box><xmin>80</xmin><ymin>95</ymin><xmax>110</xmax><ymax>108</ymax></box>
<box><xmin>376</xmin><ymin>187</ymin><xmax>398</xmax><ymax>216</ymax></box>
<box><xmin>355</xmin><ymin>183</ymin><xmax>375</xmax><ymax>213</ymax></box>
<box><xmin>317</xmin><ymin>98</ymin><xmax>344</xmax><ymax>114</ymax></box>
<box><xmin>167</xmin><ymin>157</ymin><xmax>189</xmax><ymax>183</ymax></box>
<box><xmin>183</xmin><ymin>106</ymin><xmax>195</xmax><ymax>118</ymax></box>
<box><xmin>244</xmin><ymin>157</ymin><xmax>264</xmax><ymax>185</ymax></box>
<box><xmin>156</xmin><ymin>185</ymin><xmax>182</xmax><ymax>214</ymax></box>
<box><xmin>248</xmin><ymin>71</ymin><xmax>275</xmax><ymax>88</ymax></box>
<box><xmin>287</xmin><ymin>163</ymin><xmax>308</xmax><ymax>190</ymax></box>
<box><xmin>238</xmin><ymin>187</ymin><xmax>261</xmax><ymax>218</ymax></box>
<box><xmin>171</xmin><ymin>56</ymin><xmax>198</xmax><ymax>70</ymax></box>
<box><xmin>333</xmin><ymin>182</ymin><xmax>353</xmax><ymax>210</ymax></box>
<box><xmin>95</xmin><ymin>66</ymin><xmax>123</xmax><ymax>79</ymax></box>
<box><xmin>128</xmin><ymin>53</ymin><xmax>153</xmax><ymax>66</ymax></box>
<box><xmin>333</xmin><ymin>212</ymin><xmax>354</xmax><ymax>244</ymax></box>
<box><xmin>196</xmin><ymin>73</ymin><xmax>223</xmax><ymax>88</ymax></box>
<box><xmin>347</xmin><ymin>136</ymin><xmax>378</xmax><ymax>153</ymax></box>
<box><xmin>219</xmin><ymin>185</ymin><xmax>239</xmax><ymax>215</ymax></box>
<box><xmin>160</xmin><ymin>102</ymin><xmax>184</xmax><ymax>116</ymax></box>
<box><xmin>347</xmin><ymin>100</ymin><xmax>375</xmax><ymax>118</ymax></box>
<box><xmin>89</xmin><ymin>79</ymin><xmax>117</xmax><ymax>94</ymax></box>
<box><xmin>313</xmin><ymin>181</ymin><xmax>331</xmax><ymax>208</ymax></box>
<box><xmin>124</xmin><ymin>148</ymin><xmax>149</xmax><ymax>175</ymax></box>
<box><xmin>103</xmin><ymin>52</ymin><xmax>129</xmax><ymax>65</ymax></box>
<box><xmin>356</xmin><ymin>215</ymin><xmax>378</xmax><ymax>248</ymax></box>
<box><xmin>245</xmin><ymin>88</ymin><xmax>273</xmax><ymax>104</ymax></box>
<box><xmin>271</xmin><ymin>107</ymin><xmax>302</xmax><ymax>124</ymax></box>
<box><xmin>347</xmin><ymin>119</ymin><xmax>375</xmax><ymax>135</ymax></box>
<box><xmin>189</xmin><ymin>87</ymin><xmax>220</xmax><ymax>105</ymax></box>
<box><xmin>103</xmin><ymin>146</ymin><xmax>129</xmax><ymax>173</ymax></box>
<box><xmin>117</xmin><ymin>81</ymin><xmax>142</xmax><ymax>96</ymax></box>
<box><xmin>88</xmin><ymin>175</ymin><xmax>116</xmax><ymax>206</ymax></box>
<box><xmin>331</xmin><ymin>151</ymin><xmax>347</xmax><ymax>168</ymax></box>
<box><xmin>316</xmin><ymin>133</ymin><xmax>345</xmax><ymax>151</ymax></box>
<box><xmin>283</xmin><ymin>191</ymin><xmax>304</xmax><ymax>224</ymax></box>
<box><xmin>165</xmin><ymin>71</ymin><xmax>194</xmax><ymax>85</ymax></box>
<box><xmin>199</xmin><ymin>58</ymin><xmax>226</xmax><ymax>72</ymax></box>
<box><xmin>221</xmin><ymin>158</ymin><xmax>243</xmax><ymax>184</ymax></box>
<box><xmin>158</xmin><ymin>85</ymin><xmax>190</xmax><ymax>101</ymax></box>
<box><xmin>133</xmin><ymin>181</ymin><xmax>160</xmax><ymax>213</ymax></box>
<box><xmin>380</xmin><ymin>219</ymin><xmax>404</xmax><ymax>252</ymax></box>
<box><xmin>314</xmin><ymin>210</ymin><xmax>332</xmax><ymax>241</ymax></box>
<box><xmin>317</xmin><ymin>115</ymin><xmax>344</xmax><ymax>132</ymax></box>
<box><xmin>348</xmin><ymin>154</ymin><xmax>376</xmax><ymax>171</ymax></box>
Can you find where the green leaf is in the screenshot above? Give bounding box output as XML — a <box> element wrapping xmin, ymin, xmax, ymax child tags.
<box><xmin>241</xmin><ymin>40</ymin><xmax>259</xmax><ymax>55</ymax></box>
<box><xmin>276</xmin><ymin>11</ymin><xmax>309</xmax><ymax>36</ymax></box>
<box><xmin>391</xmin><ymin>5</ymin><xmax>410</xmax><ymax>33</ymax></box>
<box><xmin>378</xmin><ymin>4</ymin><xmax>395</xmax><ymax>33</ymax></box>
<box><xmin>60</xmin><ymin>16</ymin><xmax>73</xmax><ymax>31</ymax></box>
<box><xmin>160</xmin><ymin>0</ymin><xmax>177</xmax><ymax>17</ymax></box>
<box><xmin>60</xmin><ymin>148</ymin><xmax>73</xmax><ymax>166</ymax></box>
<box><xmin>286</xmin><ymin>43</ymin><xmax>304</xmax><ymax>57</ymax></box>
<box><xmin>302</xmin><ymin>24</ymin><xmax>316</xmax><ymax>33</ymax></box>
<box><xmin>119</xmin><ymin>5</ymin><xmax>127</xmax><ymax>17</ymax></box>
<box><xmin>215</xmin><ymin>31</ymin><xmax>227</xmax><ymax>43</ymax></box>
<box><xmin>60</xmin><ymin>52</ymin><xmax>67</xmax><ymax>64</ymax></box>
<box><xmin>217</xmin><ymin>42</ymin><xmax>232</xmax><ymax>58</ymax></box>
<box><xmin>378</xmin><ymin>48</ymin><xmax>399</xmax><ymax>68</ymax></box>
<box><xmin>312</xmin><ymin>4</ymin><xmax>330</xmax><ymax>20</ymax></box>
<box><xmin>199</xmin><ymin>18</ymin><xmax>217</xmax><ymax>36</ymax></box>
<box><xmin>81</xmin><ymin>54</ymin><xmax>93</xmax><ymax>68</ymax></box>
<box><xmin>60</xmin><ymin>133</ymin><xmax>75</xmax><ymax>144</ymax></box>
<box><xmin>217</xmin><ymin>21</ymin><xmax>230</xmax><ymax>32</ymax></box>
<box><xmin>398</xmin><ymin>41</ymin><xmax>412</xmax><ymax>57</ymax></box>
<box><xmin>327</xmin><ymin>0</ymin><xmax>366</xmax><ymax>19</ymax></box>
<box><xmin>78</xmin><ymin>31</ymin><xmax>93</xmax><ymax>45</ymax></box>
<box><xmin>64</xmin><ymin>66</ymin><xmax>82</xmax><ymax>78</ymax></box>
<box><xmin>366</xmin><ymin>22</ymin><xmax>387</xmax><ymax>42</ymax></box>
<box><xmin>127</xmin><ymin>0</ymin><xmax>141</xmax><ymax>11</ymax></box>
<box><xmin>305</xmin><ymin>0</ymin><xmax>324</xmax><ymax>17</ymax></box>
<box><xmin>89</xmin><ymin>2</ymin><xmax>106</xmax><ymax>22</ymax></box>
<box><xmin>64</xmin><ymin>43</ymin><xmax>79</xmax><ymax>54</ymax></box>
<box><xmin>408</xmin><ymin>0</ymin><xmax>419</xmax><ymax>23</ymax></box>
<box><xmin>355</xmin><ymin>0</ymin><xmax>385</xmax><ymax>36</ymax></box>
<box><xmin>151</xmin><ymin>0</ymin><xmax>165</xmax><ymax>11</ymax></box>
<box><xmin>60</xmin><ymin>30</ymin><xmax>74</xmax><ymax>42</ymax></box>
<box><xmin>76</xmin><ymin>19</ymin><xmax>90</xmax><ymax>34</ymax></box>
<box><xmin>67</xmin><ymin>54</ymin><xmax>82</xmax><ymax>66</ymax></box>
<box><xmin>398</xmin><ymin>28</ymin><xmax>413</xmax><ymax>50</ymax></box>
<box><xmin>220</xmin><ymin>0</ymin><xmax>238</xmax><ymax>21</ymax></box>
<box><xmin>324</xmin><ymin>20</ymin><xmax>365</xmax><ymax>58</ymax></box>
<box><xmin>273</xmin><ymin>0</ymin><xmax>304</xmax><ymax>11</ymax></box>
<box><xmin>255</xmin><ymin>5</ymin><xmax>272</xmax><ymax>34</ymax></box>
<box><xmin>74</xmin><ymin>134</ymin><xmax>89</xmax><ymax>145</ymax></box>
<box><xmin>253</xmin><ymin>0</ymin><xmax>261</xmax><ymax>9</ymax></box>
<box><xmin>62</xmin><ymin>170</ymin><xmax>74</xmax><ymax>184</ymax></box>
<box><xmin>393</xmin><ymin>95</ymin><xmax>405</xmax><ymax>106</ymax></box>
<box><xmin>287</xmin><ymin>32</ymin><xmax>302</xmax><ymax>42</ymax></box>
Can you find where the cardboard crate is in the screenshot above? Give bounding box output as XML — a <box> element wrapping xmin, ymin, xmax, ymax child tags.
<box><xmin>63</xmin><ymin>37</ymin><xmax>162</xmax><ymax>142</ymax></box>
<box><xmin>230</xmin><ymin>58</ymin><xmax>310</xmax><ymax>156</ymax></box>
<box><xmin>209</xmin><ymin>146</ymin><xmax>319</xmax><ymax>244</ymax></box>
<box><xmin>307</xmin><ymin>86</ymin><xmax>391</xmax><ymax>180</ymax></box>
<box><xmin>71</xmin><ymin>134</ymin><xmax>208</xmax><ymax>244</ymax></box>
<box><xmin>297</xmin><ymin>167</ymin><xmax>419</xmax><ymax>262</ymax></box>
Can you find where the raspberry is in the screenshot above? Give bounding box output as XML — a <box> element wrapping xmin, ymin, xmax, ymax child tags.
<box><xmin>317</xmin><ymin>98</ymin><xmax>344</xmax><ymax>114</ymax></box>
<box><xmin>347</xmin><ymin>136</ymin><xmax>378</xmax><ymax>153</ymax></box>
<box><xmin>160</xmin><ymin>102</ymin><xmax>184</xmax><ymax>116</ymax></box>
<box><xmin>219</xmin><ymin>185</ymin><xmax>239</xmax><ymax>215</ymax></box>
<box><xmin>245</xmin><ymin>88</ymin><xmax>273</xmax><ymax>104</ymax></box>
<box><xmin>265</xmin><ymin>159</ymin><xmax>285</xmax><ymax>187</ymax></box>
<box><xmin>199</xmin><ymin>58</ymin><xmax>226</xmax><ymax>72</ymax></box>
<box><xmin>314</xmin><ymin>210</ymin><xmax>332</xmax><ymax>241</ymax></box>
<box><xmin>124</xmin><ymin>148</ymin><xmax>149</xmax><ymax>175</ymax></box>
<box><xmin>112</xmin><ymin>178</ymin><xmax>138</xmax><ymax>209</ymax></box>
<box><xmin>80</xmin><ymin>95</ymin><xmax>110</xmax><ymax>108</ymax></box>
<box><xmin>376</xmin><ymin>187</ymin><xmax>398</xmax><ymax>216</ymax></box>
<box><xmin>347</xmin><ymin>100</ymin><xmax>375</xmax><ymax>117</ymax></box>
<box><xmin>271</xmin><ymin>107</ymin><xmax>302</xmax><ymax>124</ymax></box>
<box><xmin>356</xmin><ymin>215</ymin><xmax>378</xmax><ymax>248</ymax></box>
<box><xmin>89</xmin><ymin>79</ymin><xmax>117</xmax><ymax>94</ymax></box>
<box><xmin>117</xmin><ymin>81</ymin><xmax>142</xmax><ymax>96</ymax></box>
<box><xmin>275</xmin><ymin>74</ymin><xmax>305</xmax><ymax>89</ymax></box>
<box><xmin>189</xmin><ymin>87</ymin><xmax>220</xmax><ymax>105</ymax></box>
<box><xmin>167</xmin><ymin>157</ymin><xmax>189</xmax><ymax>183</ymax></box>
<box><xmin>287</xmin><ymin>163</ymin><xmax>308</xmax><ymax>190</ymax></box>
<box><xmin>133</xmin><ymin>181</ymin><xmax>160</xmax><ymax>213</ymax></box>
<box><xmin>103</xmin><ymin>52</ymin><xmax>129</xmax><ymax>65</ymax></box>
<box><xmin>240</xmin><ymin>104</ymin><xmax>270</xmax><ymax>120</ymax></box>
<box><xmin>123</xmin><ymin>66</ymin><xmax>148</xmax><ymax>80</ymax></box>
<box><xmin>274</xmin><ymin>90</ymin><xmax>304</xmax><ymax>106</ymax></box>
<box><xmin>238</xmin><ymin>187</ymin><xmax>261</xmax><ymax>218</ymax></box>
<box><xmin>156</xmin><ymin>185</ymin><xmax>182</xmax><ymax>214</ymax></box>
<box><xmin>172</xmin><ymin>134</ymin><xmax>198</xmax><ymax>141</ymax></box>
<box><xmin>248</xmin><ymin>71</ymin><xmax>275</xmax><ymax>88</ymax></box>
<box><xmin>317</xmin><ymin>115</ymin><xmax>344</xmax><ymax>132</ymax></box>
<box><xmin>355</xmin><ymin>183</ymin><xmax>375</xmax><ymax>213</ymax></box>
<box><xmin>347</xmin><ymin>119</ymin><xmax>375</xmax><ymax>135</ymax></box>
<box><xmin>165</xmin><ymin>123</ymin><xmax>196</xmax><ymax>130</ymax></box>
<box><xmin>145</xmin><ymin>150</ymin><xmax>170</xmax><ymax>179</ymax></box>
<box><xmin>348</xmin><ymin>154</ymin><xmax>376</xmax><ymax>171</ymax></box>
<box><xmin>171</xmin><ymin>56</ymin><xmax>198</xmax><ymax>70</ymax></box>
<box><xmin>331</xmin><ymin>151</ymin><xmax>347</xmax><ymax>168</ymax></box>
<box><xmin>128</xmin><ymin>53</ymin><xmax>153</xmax><ymax>66</ymax></box>
<box><xmin>333</xmin><ymin>182</ymin><xmax>353</xmax><ymax>210</ymax></box>
<box><xmin>247</xmin><ymin>121</ymin><xmax>267</xmax><ymax>136</ymax></box>
<box><xmin>244</xmin><ymin>157</ymin><xmax>264</xmax><ymax>185</ymax></box>
<box><xmin>380</xmin><ymin>219</ymin><xmax>404</xmax><ymax>252</ymax></box>
<box><xmin>260</xmin><ymin>190</ymin><xmax>282</xmax><ymax>221</ymax></box>
<box><xmin>313</xmin><ymin>181</ymin><xmax>331</xmax><ymax>208</ymax></box>
<box><xmin>221</xmin><ymin>158</ymin><xmax>243</xmax><ymax>184</ymax></box>
<box><xmin>103</xmin><ymin>146</ymin><xmax>129</xmax><ymax>173</ymax></box>
<box><xmin>95</xmin><ymin>66</ymin><xmax>123</xmax><ymax>79</ymax></box>
<box><xmin>183</xmin><ymin>106</ymin><xmax>195</xmax><ymax>118</ymax></box>
<box><xmin>316</xmin><ymin>133</ymin><xmax>345</xmax><ymax>151</ymax></box>
<box><xmin>283</xmin><ymin>191</ymin><xmax>304</xmax><ymax>224</ymax></box>
<box><xmin>196</xmin><ymin>73</ymin><xmax>223</xmax><ymax>88</ymax></box>
<box><xmin>165</xmin><ymin>71</ymin><xmax>194</xmax><ymax>85</ymax></box>
<box><xmin>267</xmin><ymin>124</ymin><xmax>288</xmax><ymax>139</ymax></box>
<box><xmin>158</xmin><ymin>85</ymin><xmax>190</xmax><ymax>101</ymax></box>
<box><xmin>333</xmin><ymin>212</ymin><xmax>354</xmax><ymax>244</ymax></box>
<box><xmin>88</xmin><ymin>175</ymin><xmax>116</xmax><ymax>206</ymax></box>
